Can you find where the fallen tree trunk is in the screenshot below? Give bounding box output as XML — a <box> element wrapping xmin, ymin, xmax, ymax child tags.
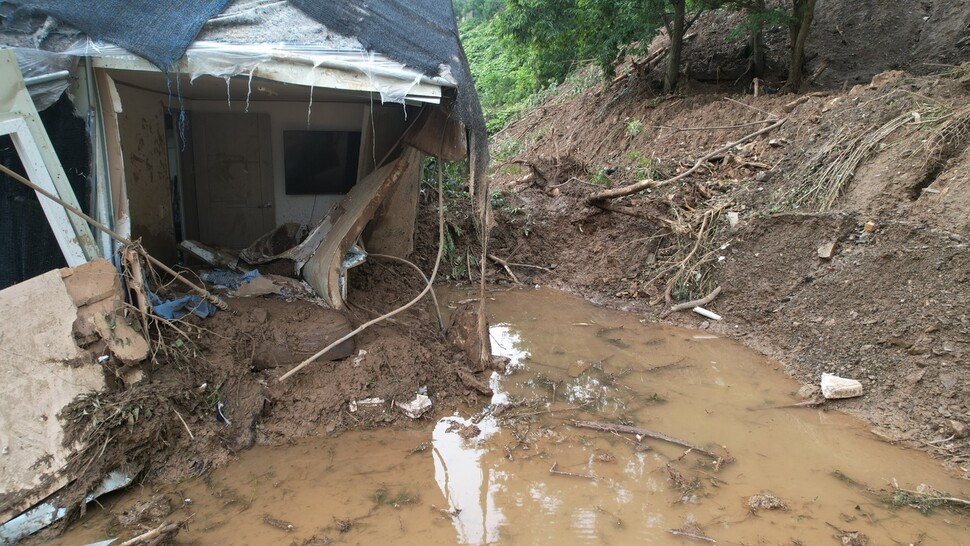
<box><xmin>586</xmin><ymin>118</ymin><xmax>787</xmax><ymax>205</ymax></box>
<box><xmin>661</xmin><ymin>286</ymin><xmax>722</xmax><ymax>318</ymax></box>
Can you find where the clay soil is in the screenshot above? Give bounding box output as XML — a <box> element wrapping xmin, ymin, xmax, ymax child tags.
<box><xmin>477</xmin><ymin>62</ymin><xmax>970</xmax><ymax>472</ymax></box>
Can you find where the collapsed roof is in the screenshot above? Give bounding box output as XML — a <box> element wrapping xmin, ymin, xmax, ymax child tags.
<box><xmin>0</xmin><ymin>0</ymin><xmax>485</xmax><ymax>149</ymax></box>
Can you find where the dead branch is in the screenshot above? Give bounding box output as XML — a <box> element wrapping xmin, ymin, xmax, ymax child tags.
<box><xmin>456</xmin><ymin>368</ymin><xmax>493</xmax><ymax>395</ymax></box>
<box><xmin>748</xmin><ymin>398</ymin><xmax>826</xmax><ymax>411</ymax></box>
<box><xmin>592</xmin><ymin>200</ymin><xmax>685</xmax><ymax>233</ymax></box>
<box><xmin>661</xmin><ymin>286</ymin><xmax>722</xmax><ymax>318</ymax></box>
<box><xmin>0</xmin><ymin>163</ymin><xmax>229</xmax><ymax>312</ymax></box>
<box><xmin>653</xmin><ymin>118</ymin><xmax>779</xmax><ymax>133</ymax></box>
<box><xmin>782</xmin><ymin>91</ymin><xmax>829</xmax><ymax>113</ymax></box>
<box><xmin>487</xmin><ymin>254</ymin><xmax>522</xmax><ymax>284</ymax></box>
<box><xmin>549</xmin><ymin>461</ymin><xmax>595</xmax><ymax>480</ymax></box>
<box><xmin>570</xmin><ymin>420</ymin><xmax>723</xmax><ymax>461</ymax></box>
<box><xmin>586</xmin><ymin>118</ymin><xmax>787</xmax><ymax>204</ymax></box>
<box><xmin>668</xmin><ymin>528</ymin><xmax>716</xmax><ymax>543</ymax></box>
<box><xmin>173</xmin><ymin>408</ymin><xmax>195</xmax><ymax>440</ymax></box>
<box><xmin>118</xmin><ymin>521</ymin><xmax>181</xmax><ymax>546</ymax></box>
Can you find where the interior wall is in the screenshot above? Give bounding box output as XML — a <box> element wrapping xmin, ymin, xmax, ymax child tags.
<box><xmin>184</xmin><ymin>99</ymin><xmax>380</xmax><ymax>227</ymax></box>
<box><xmin>114</xmin><ymin>84</ymin><xmax>176</xmax><ymax>263</ymax></box>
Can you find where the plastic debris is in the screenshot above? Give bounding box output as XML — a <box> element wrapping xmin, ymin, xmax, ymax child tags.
<box><xmin>692</xmin><ymin>306</ymin><xmax>722</xmax><ymax>321</ymax></box>
<box><xmin>150</xmin><ymin>294</ymin><xmax>217</xmax><ymax>320</ymax></box>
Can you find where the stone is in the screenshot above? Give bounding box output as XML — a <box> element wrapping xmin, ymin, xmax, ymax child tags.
<box><xmin>797</xmin><ymin>384</ymin><xmax>820</xmax><ymax>400</ymax></box>
<box><xmin>817</xmin><ymin>242</ymin><xmax>837</xmax><ymax>260</ymax></box>
<box><xmin>945</xmin><ymin>419</ymin><xmax>969</xmax><ymax>439</ymax></box>
<box><xmin>747</xmin><ymin>493</ymin><xmax>788</xmax><ymax>513</ymax></box>
<box><xmin>820</xmin><ymin>373</ymin><xmax>864</xmax><ymax>399</ymax></box>
<box><xmin>251</xmin><ymin>307</ymin><xmax>268</xmax><ymax>324</ymax></box>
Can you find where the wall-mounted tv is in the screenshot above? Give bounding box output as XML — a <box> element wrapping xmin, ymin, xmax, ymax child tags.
<box><xmin>283</xmin><ymin>130</ymin><xmax>362</xmax><ymax>195</ymax></box>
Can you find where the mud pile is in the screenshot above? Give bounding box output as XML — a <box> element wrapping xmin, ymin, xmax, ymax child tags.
<box><xmin>484</xmin><ymin>65</ymin><xmax>970</xmax><ymax>469</ymax></box>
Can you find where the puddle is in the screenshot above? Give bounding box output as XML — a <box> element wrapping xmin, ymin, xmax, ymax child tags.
<box><xmin>48</xmin><ymin>287</ymin><xmax>970</xmax><ymax>545</ymax></box>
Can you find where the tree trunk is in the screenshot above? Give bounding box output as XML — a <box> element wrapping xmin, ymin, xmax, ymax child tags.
<box><xmin>785</xmin><ymin>0</ymin><xmax>817</xmax><ymax>92</ymax></box>
<box><xmin>749</xmin><ymin>0</ymin><xmax>766</xmax><ymax>77</ymax></box>
<box><xmin>664</xmin><ymin>0</ymin><xmax>686</xmax><ymax>93</ymax></box>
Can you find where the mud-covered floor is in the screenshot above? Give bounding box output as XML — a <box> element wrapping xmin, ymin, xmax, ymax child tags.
<box><xmin>46</xmin><ymin>288</ymin><xmax>970</xmax><ymax>545</ymax></box>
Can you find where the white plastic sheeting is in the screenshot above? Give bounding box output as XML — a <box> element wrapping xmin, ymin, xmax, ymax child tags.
<box><xmin>51</xmin><ymin>38</ymin><xmax>452</xmax><ymax>105</ymax></box>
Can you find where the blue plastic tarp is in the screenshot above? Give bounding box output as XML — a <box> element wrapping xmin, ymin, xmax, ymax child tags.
<box><xmin>4</xmin><ymin>0</ymin><xmax>231</xmax><ymax>69</ymax></box>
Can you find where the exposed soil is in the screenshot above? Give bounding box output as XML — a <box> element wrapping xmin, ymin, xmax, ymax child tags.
<box><xmin>480</xmin><ymin>64</ymin><xmax>970</xmax><ymax>471</ymax></box>
<box><xmin>38</xmin><ymin>258</ymin><xmax>479</xmax><ymax>539</ymax></box>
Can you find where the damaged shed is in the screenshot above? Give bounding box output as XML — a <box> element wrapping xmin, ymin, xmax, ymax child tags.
<box><xmin>0</xmin><ymin>0</ymin><xmax>486</xmax><ymax>540</ymax></box>
<box><xmin>0</xmin><ymin>0</ymin><xmax>486</xmax><ymax>306</ymax></box>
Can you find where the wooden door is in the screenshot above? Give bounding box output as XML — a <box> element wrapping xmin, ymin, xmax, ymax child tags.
<box><xmin>192</xmin><ymin>112</ymin><xmax>274</xmax><ymax>249</ymax></box>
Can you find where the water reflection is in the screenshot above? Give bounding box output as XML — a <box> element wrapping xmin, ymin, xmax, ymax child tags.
<box><xmin>46</xmin><ymin>288</ymin><xmax>970</xmax><ymax>546</ymax></box>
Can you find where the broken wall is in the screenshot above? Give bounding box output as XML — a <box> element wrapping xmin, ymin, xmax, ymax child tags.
<box><xmin>0</xmin><ymin>259</ymin><xmax>147</xmax><ymax>524</ymax></box>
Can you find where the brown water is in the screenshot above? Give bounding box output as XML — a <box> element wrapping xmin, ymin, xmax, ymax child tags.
<box><xmin>54</xmin><ymin>287</ymin><xmax>970</xmax><ymax>545</ymax></box>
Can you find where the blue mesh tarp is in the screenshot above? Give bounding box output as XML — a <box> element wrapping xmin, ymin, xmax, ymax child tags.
<box><xmin>288</xmin><ymin>0</ymin><xmax>487</xmax><ymax>177</ymax></box>
<box><xmin>4</xmin><ymin>0</ymin><xmax>230</xmax><ymax>69</ymax></box>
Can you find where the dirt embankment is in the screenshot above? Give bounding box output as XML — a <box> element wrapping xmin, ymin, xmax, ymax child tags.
<box><xmin>482</xmin><ymin>62</ymin><xmax>970</xmax><ymax>470</ymax></box>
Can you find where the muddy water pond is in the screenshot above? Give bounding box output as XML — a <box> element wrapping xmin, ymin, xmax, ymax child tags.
<box><xmin>55</xmin><ymin>287</ymin><xmax>969</xmax><ymax>545</ymax></box>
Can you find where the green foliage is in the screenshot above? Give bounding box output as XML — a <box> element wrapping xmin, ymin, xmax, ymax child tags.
<box><xmin>498</xmin><ymin>0</ymin><xmax>660</xmax><ymax>84</ymax></box>
<box><xmin>624</xmin><ymin>117</ymin><xmax>644</xmax><ymax>137</ymax></box>
<box><xmin>460</xmin><ymin>17</ymin><xmax>539</xmax><ymax>132</ymax></box>
<box><xmin>453</xmin><ymin>0</ymin><xmax>505</xmax><ymax>20</ymax></box>
<box><xmin>724</xmin><ymin>3</ymin><xmax>790</xmax><ymax>41</ymax></box>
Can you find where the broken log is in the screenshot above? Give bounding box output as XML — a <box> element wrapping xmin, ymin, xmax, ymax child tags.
<box><xmin>570</xmin><ymin>420</ymin><xmax>722</xmax><ymax>460</ymax></box>
<box><xmin>487</xmin><ymin>254</ymin><xmax>522</xmax><ymax>284</ymax></box>
<box><xmin>586</xmin><ymin>118</ymin><xmax>787</xmax><ymax>205</ymax></box>
<box><xmin>668</xmin><ymin>529</ymin><xmax>717</xmax><ymax>543</ymax></box>
<box><xmin>661</xmin><ymin>286</ymin><xmax>722</xmax><ymax>318</ymax></box>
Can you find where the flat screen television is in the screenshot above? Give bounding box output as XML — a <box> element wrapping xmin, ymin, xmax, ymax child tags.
<box><xmin>283</xmin><ymin>130</ymin><xmax>362</xmax><ymax>195</ymax></box>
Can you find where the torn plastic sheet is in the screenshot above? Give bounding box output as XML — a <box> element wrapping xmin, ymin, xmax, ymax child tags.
<box><xmin>337</xmin><ymin>243</ymin><xmax>367</xmax><ymax>301</ymax></box>
<box><xmin>11</xmin><ymin>47</ymin><xmax>77</xmax><ymax>110</ymax></box>
<box><xmin>199</xmin><ymin>268</ymin><xmax>260</xmax><ymax>290</ymax></box>
<box><xmin>0</xmin><ymin>469</ymin><xmax>132</xmax><ymax>544</ymax></box>
<box><xmin>148</xmin><ymin>292</ymin><xmax>218</xmax><ymax>320</ymax></box>
<box><xmin>54</xmin><ymin>38</ymin><xmax>452</xmax><ymax>104</ymax></box>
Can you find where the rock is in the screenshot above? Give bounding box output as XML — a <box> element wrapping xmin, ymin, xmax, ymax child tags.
<box><xmin>945</xmin><ymin>419</ymin><xmax>969</xmax><ymax>439</ymax></box>
<box><xmin>905</xmin><ymin>369</ymin><xmax>925</xmax><ymax>385</ymax></box>
<box><xmin>797</xmin><ymin>384</ymin><xmax>820</xmax><ymax>400</ymax></box>
<box><xmin>396</xmin><ymin>394</ymin><xmax>432</xmax><ymax>419</ymax></box>
<box><xmin>746</xmin><ymin>493</ymin><xmax>788</xmax><ymax>513</ymax></box>
<box><xmin>251</xmin><ymin>307</ymin><xmax>268</xmax><ymax>324</ymax></box>
<box><xmin>456</xmin><ymin>423</ymin><xmax>481</xmax><ymax>439</ymax></box>
<box><xmin>490</xmin><ymin>356</ymin><xmax>511</xmax><ymax>373</ymax></box>
<box><xmin>567</xmin><ymin>359</ymin><xmax>591</xmax><ymax>378</ymax></box>
<box><xmin>817</xmin><ymin>241</ymin><xmax>837</xmax><ymax>259</ymax></box>
<box><xmin>820</xmin><ymin>373</ymin><xmax>864</xmax><ymax>399</ymax></box>
<box><xmin>726</xmin><ymin>211</ymin><xmax>739</xmax><ymax>228</ymax></box>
